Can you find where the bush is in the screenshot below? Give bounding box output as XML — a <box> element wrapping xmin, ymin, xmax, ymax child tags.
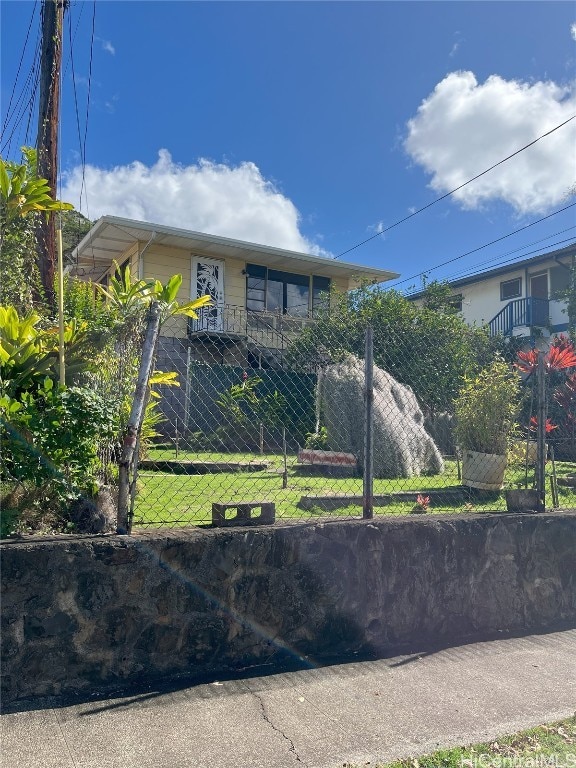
<box><xmin>0</xmin><ymin>379</ymin><xmax>115</xmax><ymax>533</ymax></box>
<box><xmin>285</xmin><ymin>283</ymin><xmax>503</xmax><ymax>414</ymax></box>
<box><xmin>454</xmin><ymin>358</ymin><xmax>522</xmax><ymax>455</ymax></box>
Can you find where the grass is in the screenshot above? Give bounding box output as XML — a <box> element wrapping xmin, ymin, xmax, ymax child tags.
<box><xmin>132</xmin><ymin>448</ymin><xmax>576</xmax><ymax>528</ymax></box>
<box><xmin>343</xmin><ymin>715</ymin><xmax>576</xmax><ymax>768</ymax></box>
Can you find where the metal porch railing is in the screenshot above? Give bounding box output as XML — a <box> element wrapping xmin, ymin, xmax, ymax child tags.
<box><xmin>488</xmin><ymin>297</ymin><xmax>549</xmax><ymax>337</ymax></box>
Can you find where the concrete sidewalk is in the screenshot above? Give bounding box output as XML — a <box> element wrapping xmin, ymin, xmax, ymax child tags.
<box><xmin>2</xmin><ymin>629</ymin><xmax>575</xmax><ymax>768</ymax></box>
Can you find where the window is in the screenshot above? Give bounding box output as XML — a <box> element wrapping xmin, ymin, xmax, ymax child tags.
<box><xmin>312</xmin><ymin>276</ymin><xmax>331</xmax><ymax>315</ymax></box>
<box><xmin>448</xmin><ymin>294</ymin><xmax>463</xmax><ymax>313</ymax></box>
<box><xmin>550</xmin><ymin>266</ymin><xmax>570</xmax><ymax>298</ymax></box>
<box><xmin>246</xmin><ymin>264</ymin><xmax>330</xmax><ymax>317</ymax></box>
<box><xmin>246</xmin><ymin>264</ymin><xmax>267</xmax><ymax>312</ymax></box>
<box><xmin>114</xmin><ymin>257</ymin><xmax>130</xmax><ymax>279</ymax></box>
<box><xmin>500</xmin><ymin>277</ymin><xmax>522</xmax><ymax>301</ymax></box>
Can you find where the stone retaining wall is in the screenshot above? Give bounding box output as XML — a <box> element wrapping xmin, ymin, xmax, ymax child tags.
<box><xmin>2</xmin><ymin>512</ymin><xmax>576</xmax><ymax>705</ymax></box>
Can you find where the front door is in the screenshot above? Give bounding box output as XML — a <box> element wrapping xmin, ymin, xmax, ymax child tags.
<box><xmin>192</xmin><ymin>257</ymin><xmax>225</xmax><ymax>331</ymax></box>
<box><xmin>530</xmin><ymin>273</ymin><xmax>548</xmax><ymax>327</ymax></box>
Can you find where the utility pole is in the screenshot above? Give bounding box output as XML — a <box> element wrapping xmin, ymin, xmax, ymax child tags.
<box><xmin>35</xmin><ymin>0</ymin><xmax>66</xmax><ymax>310</ymax></box>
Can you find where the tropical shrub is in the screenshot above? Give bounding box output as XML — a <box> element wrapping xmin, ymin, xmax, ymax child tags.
<box><xmin>0</xmin><ymin>379</ymin><xmax>114</xmax><ymax>534</ymax></box>
<box><xmin>285</xmin><ymin>283</ymin><xmax>504</xmax><ymax>414</ymax></box>
<box><xmin>0</xmin><ymin>304</ymin><xmax>90</xmax><ymax>397</ymax></box>
<box><xmin>454</xmin><ymin>357</ymin><xmax>522</xmax><ymax>455</ymax></box>
<box><xmin>304</xmin><ymin>426</ymin><xmax>328</xmax><ymax>450</ymax></box>
<box><xmin>515</xmin><ymin>335</ymin><xmax>576</xmax><ymax>460</ymax></box>
<box><xmin>0</xmin><ymin>148</ymin><xmax>73</xmax><ymax>312</ymax></box>
<box><xmin>213</xmin><ymin>374</ymin><xmax>288</xmax><ymax>449</ymax></box>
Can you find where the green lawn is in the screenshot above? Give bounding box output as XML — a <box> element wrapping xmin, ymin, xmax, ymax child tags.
<box><xmin>346</xmin><ymin>715</ymin><xmax>576</xmax><ymax>768</ymax></box>
<box><xmin>132</xmin><ymin>449</ymin><xmax>576</xmax><ymax>528</ymax></box>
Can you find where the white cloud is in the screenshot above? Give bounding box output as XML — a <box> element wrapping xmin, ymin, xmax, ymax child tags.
<box><xmin>62</xmin><ymin>150</ymin><xmax>327</xmax><ymax>255</ymax></box>
<box><xmin>404</xmin><ymin>71</ymin><xmax>576</xmax><ymax>214</ymax></box>
<box><xmin>571</xmin><ymin>23</ymin><xmax>576</xmax><ymax>42</ymax></box>
<box><xmin>96</xmin><ymin>37</ymin><xmax>115</xmax><ymax>55</ymax></box>
<box><xmin>368</xmin><ymin>220</ymin><xmax>385</xmax><ymax>234</ymax></box>
<box><xmin>449</xmin><ymin>41</ymin><xmax>460</xmax><ymax>58</ymax></box>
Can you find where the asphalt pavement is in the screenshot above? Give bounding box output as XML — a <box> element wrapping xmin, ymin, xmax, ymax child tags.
<box><xmin>2</xmin><ymin>628</ymin><xmax>575</xmax><ymax>768</ymax></box>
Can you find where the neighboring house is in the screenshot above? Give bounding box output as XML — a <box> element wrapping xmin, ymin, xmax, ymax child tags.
<box><xmin>409</xmin><ymin>242</ymin><xmax>575</xmax><ymax>339</ymax></box>
<box><xmin>72</xmin><ymin>216</ymin><xmax>398</xmax><ymax>437</ymax></box>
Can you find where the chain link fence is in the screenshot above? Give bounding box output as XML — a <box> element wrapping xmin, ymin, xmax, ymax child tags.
<box><xmin>3</xmin><ymin>300</ymin><xmax>574</xmax><ymax>537</ymax></box>
<box><xmin>125</xmin><ymin>311</ymin><xmax>576</xmax><ymax>529</ymax></box>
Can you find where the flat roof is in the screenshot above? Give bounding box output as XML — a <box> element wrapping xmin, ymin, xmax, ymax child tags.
<box><xmin>72</xmin><ymin>216</ymin><xmax>399</xmax><ymax>284</ymax></box>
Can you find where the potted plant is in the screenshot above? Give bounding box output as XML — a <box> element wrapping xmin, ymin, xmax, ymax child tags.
<box><xmin>454</xmin><ymin>357</ymin><xmax>522</xmax><ymax>491</ymax></box>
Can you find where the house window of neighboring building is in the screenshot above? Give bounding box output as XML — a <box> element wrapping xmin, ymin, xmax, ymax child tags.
<box><xmin>246</xmin><ymin>264</ymin><xmax>330</xmax><ymax>317</ymax></box>
<box><xmin>500</xmin><ymin>277</ymin><xmax>522</xmax><ymax>301</ymax></box>
<box><xmin>448</xmin><ymin>294</ymin><xmax>463</xmax><ymax>312</ymax></box>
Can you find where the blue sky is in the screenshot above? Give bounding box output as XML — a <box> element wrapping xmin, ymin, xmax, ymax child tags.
<box><xmin>2</xmin><ymin>1</ymin><xmax>575</xmax><ymax>290</ymax></box>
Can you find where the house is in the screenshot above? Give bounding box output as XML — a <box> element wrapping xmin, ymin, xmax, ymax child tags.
<box><xmin>72</xmin><ymin>215</ymin><xmax>398</xmax><ymax>361</ymax></box>
<box><xmin>408</xmin><ymin>242</ymin><xmax>575</xmax><ymax>338</ymax></box>
<box><xmin>72</xmin><ymin>216</ymin><xmax>398</xmax><ymax>439</ymax></box>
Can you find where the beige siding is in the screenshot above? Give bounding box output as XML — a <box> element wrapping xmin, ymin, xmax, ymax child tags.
<box><xmin>224</xmin><ymin>258</ymin><xmax>245</xmax><ymax>308</ymax></box>
<box><xmin>143</xmin><ymin>246</ymin><xmax>247</xmax><ymax>308</ymax></box>
<box><xmin>143</xmin><ymin>244</ymin><xmax>191</xmax><ymax>302</ymax></box>
<box><xmin>141</xmin><ymin>244</ymin><xmax>191</xmax><ymax>340</ymax></box>
<box><xmin>138</xmin><ymin>243</ymin><xmax>357</xmax><ymax>314</ymax></box>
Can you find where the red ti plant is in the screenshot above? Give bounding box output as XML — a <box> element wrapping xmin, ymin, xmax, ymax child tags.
<box><xmin>412</xmin><ymin>494</ymin><xmax>431</xmax><ymax>513</ymax></box>
<box><xmin>554</xmin><ymin>371</ymin><xmax>576</xmax><ymax>452</ymax></box>
<box><xmin>516</xmin><ymin>335</ymin><xmax>576</xmax><ymax>374</ymax></box>
<box><xmin>517</xmin><ymin>336</ymin><xmax>576</xmax><ymax>458</ymax></box>
<box><xmin>529</xmin><ymin>416</ymin><xmax>558</xmax><ymax>433</ymax></box>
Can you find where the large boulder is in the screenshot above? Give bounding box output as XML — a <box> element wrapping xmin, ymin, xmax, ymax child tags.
<box><xmin>321</xmin><ymin>356</ymin><xmax>444</xmax><ymax>478</ymax></box>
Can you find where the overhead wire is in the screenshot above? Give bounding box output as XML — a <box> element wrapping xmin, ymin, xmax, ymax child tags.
<box><xmin>334</xmin><ymin>114</ymin><xmax>576</xmax><ymax>260</ymax></box>
<box><xmin>80</xmin><ymin>0</ymin><xmax>96</xmax><ymax>219</ymax></box>
<box><xmin>1</xmin><ymin>2</ymin><xmax>38</xmax><ymax>136</ymax></box>
<box><xmin>1</xmin><ymin>26</ymin><xmax>42</xmax><ymax>156</ymax></box>
<box><xmin>403</xmin><ymin>227</ymin><xmax>576</xmax><ymax>292</ymax></box>
<box><xmin>60</xmin><ymin>1</ymin><xmax>96</xmax><ymax>266</ymax></box>
<box><xmin>22</xmin><ymin>42</ymin><xmax>42</xmax><ymax>148</ymax></box>
<box><xmin>388</xmin><ymin>202</ymin><xmax>576</xmax><ymax>289</ymax></box>
<box><xmin>404</xmin><ymin>235</ymin><xmax>576</xmax><ymax>296</ymax></box>
<box><xmin>63</xmin><ymin>0</ymin><xmax>85</xmax><ymax>79</ymax></box>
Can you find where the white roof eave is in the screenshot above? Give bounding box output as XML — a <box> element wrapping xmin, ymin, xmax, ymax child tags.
<box><xmin>72</xmin><ymin>215</ymin><xmax>399</xmax><ymax>283</ymax></box>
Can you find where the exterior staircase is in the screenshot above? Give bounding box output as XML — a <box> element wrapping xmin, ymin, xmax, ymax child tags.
<box><xmin>488</xmin><ymin>297</ymin><xmax>549</xmax><ymax>337</ymax></box>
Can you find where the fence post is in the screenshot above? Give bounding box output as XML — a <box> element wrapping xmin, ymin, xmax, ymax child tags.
<box><xmin>282</xmin><ymin>426</ymin><xmax>288</xmax><ymax>489</ymax></box>
<box><xmin>535</xmin><ymin>350</ymin><xmax>546</xmax><ymax>512</ymax></box>
<box><xmin>363</xmin><ymin>326</ymin><xmax>374</xmax><ymax>519</ymax></box>
<box><xmin>117</xmin><ymin>301</ymin><xmax>162</xmax><ymax>534</ymax></box>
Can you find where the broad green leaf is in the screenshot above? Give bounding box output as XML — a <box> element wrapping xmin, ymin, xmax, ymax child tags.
<box><xmin>0</xmin><ymin>160</ymin><xmax>10</xmax><ymax>200</ymax></box>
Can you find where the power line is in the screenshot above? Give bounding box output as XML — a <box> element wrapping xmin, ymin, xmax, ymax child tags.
<box><xmin>79</xmin><ymin>0</ymin><xmax>96</xmax><ymax>217</ymax></box>
<box><xmin>389</xmin><ymin>201</ymin><xmax>576</xmax><ymax>289</ymax></box>
<box><xmin>63</xmin><ymin>0</ymin><xmax>85</xmax><ymax>79</ymax></box>
<box><xmin>64</xmin><ymin>0</ymin><xmax>96</xmax><ymax>263</ymax></box>
<box><xmin>1</xmin><ymin>25</ymin><xmax>41</xmax><ymax>156</ymax></box>
<box><xmin>335</xmin><ymin>114</ymin><xmax>576</xmax><ymax>260</ymax></box>
<box><xmin>404</xmin><ymin>227</ymin><xmax>576</xmax><ymax>290</ymax></box>
<box><xmin>1</xmin><ymin>3</ymin><xmax>38</xmax><ymax>136</ymax></box>
<box><xmin>404</xmin><ymin>235</ymin><xmax>576</xmax><ymax>296</ymax></box>
<box><xmin>23</xmin><ymin>42</ymin><xmax>42</xmax><ymax>148</ymax></box>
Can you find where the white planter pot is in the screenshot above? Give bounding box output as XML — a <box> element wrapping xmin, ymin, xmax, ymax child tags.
<box><xmin>462</xmin><ymin>450</ymin><xmax>507</xmax><ymax>491</ymax></box>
